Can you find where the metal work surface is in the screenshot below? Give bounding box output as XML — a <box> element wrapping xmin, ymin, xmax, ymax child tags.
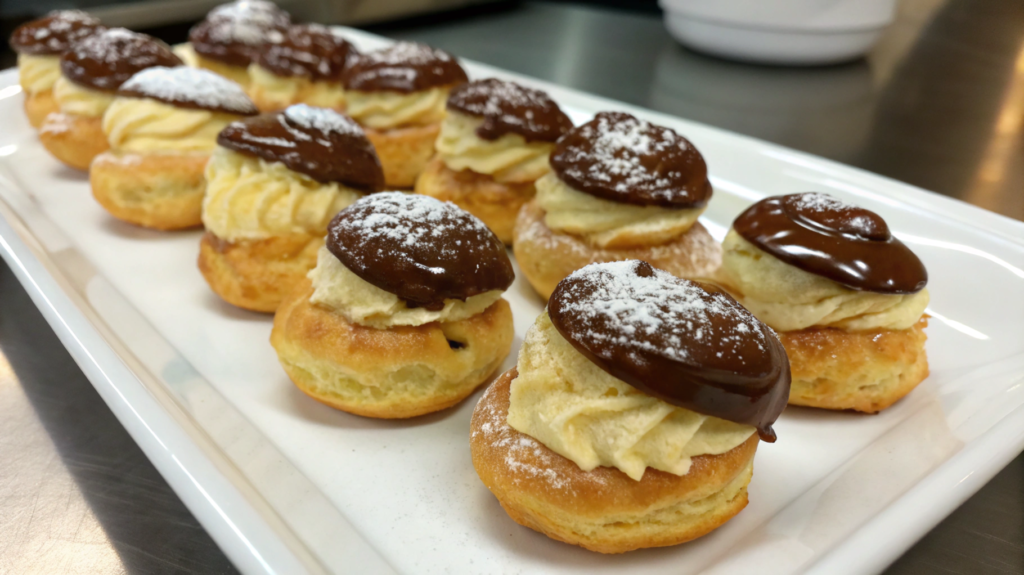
<box><xmin>1</xmin><ymin>1</ymin><xmax>1022</xmax><ymax>573</ymax></box>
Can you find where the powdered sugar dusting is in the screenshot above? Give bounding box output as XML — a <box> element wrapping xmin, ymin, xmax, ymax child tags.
<box><xmin>204</xmin><ymin>0</ymin><xmax>288</xmax><ymax>46</ymax></box>
<box><xmin>284</xmin><ymin>104</ymin><xmax>362</xmax><ymax>137</ymax></box>
<box><xmin>14</xmin><ymin>10</ymin><xmax>101</xmax><ymax>54</ymax></box>
<box><xmin>119</xmin><ymin>66</ymin><xmax>257</xmax><ymax>115</ymax></box>
<box><xmin>447</xmin><ymin>78</ymin><xmax>571</xmax><ymax>141</ymax></box>
<box><xmin>343</xmin><ymin>41</ymin><xmax>465</xmax><ymax>92</ymax></box>
<box><xmin>554</xmin><ymin>261</ymin><xmax>770</xmax><ymax>367</ymax></box>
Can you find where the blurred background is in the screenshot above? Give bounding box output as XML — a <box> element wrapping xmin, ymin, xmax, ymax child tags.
<box><xmin>1</xmin><ymin>1</ymin><xmax>1022</xmax><ymax>574</ymax></box>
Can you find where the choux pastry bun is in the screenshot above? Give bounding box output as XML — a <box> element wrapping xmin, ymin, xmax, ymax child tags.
<box><xmin>248</xmin><ymin>23</ymin><xmax>353</xmax><ymax>112</ymax></box>
<box><xmin>186</xmin><ymin>0</ymin><xmax>290</xmax><ymax>89</ymax></box>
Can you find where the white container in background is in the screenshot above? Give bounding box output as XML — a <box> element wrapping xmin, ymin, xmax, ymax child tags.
<box><xmin>659</xmin><ymin>0</ymin><xmax>897</xmax><ymax>65</ymax></box>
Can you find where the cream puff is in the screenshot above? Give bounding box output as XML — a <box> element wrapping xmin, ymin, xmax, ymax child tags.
<box><xmin>39</xmin><ymin>28</ymin><xmax>182</xmax><ymax>170</ymax></box>
<box><xmin>513</xmin><ymin>111</ymin><xmax>721</xmax><ymax>300</ymax></box>
<box><xmin>414</xmin><ymin>78</ymin><xmax>573</xmax><ymax>243</ymax></box>
<box><xmin>199</xmin><ymin>104</ymin><xmax>384</xmax><ymax>312</ymax></box>
<box><xmin>342</xmin><ymin>42</ymin><xmax>468</xmax><ymax>188</ymax></box>
<box><xmin>248</xmin><ymin>24</ymin><xmax>354</xmax><ymax>112</ymax></box>
<box><xmin>271</xmin><ymin>192</ymin><xmax>515</xmax><ymax>418</ymax></box>
<box><xmin>471</xmin><ymin>260</ymin><xmax>790</xmax><ymax>553</ymax></box>
<box><xmin>91</xmin><ymin>66</ymin><xmax>258</xmax><ymax>230</ymax></box>
<box><xmin>8</xmin><ymin>10</ymin><xmax>104</xmax><ymax>128</ymax></box>
<box><xmin>717</xmin><ymin>192</ymin><xmax>930</xmax><ymax>413</ymax></box>
<box><xmin>186</xmin><ymin>0</ymin><xmax>290</xmax><ymax>88</ymax></box>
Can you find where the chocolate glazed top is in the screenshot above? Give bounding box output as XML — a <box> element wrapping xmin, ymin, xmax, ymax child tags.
<box><xmin>255</xmin><ymin>24</ymin><xmax>354</xmax><ymax>80</ymax></box>
<box><xmin>549</xmin><ymin>111</ymin><xmax>711</xmax><ymax>208</ymax></box>
<box><xmin>9</xmin><ymin>10</ymin><xmax>103</xmax><ymax>56</ymax></box>
<box><xmin>189</xmin><ymin>0</ymin><xmax>290</xmax><ymax>67</ymax></box>
<box><xmin>447</xmin><ymin>78</ymin><xmax>573</xmax><ymax>142</ymax></box>
<box><xmin>326</xmin><ymin>192</ymin><xmax>514</xmax><ymax>310</ymax></box>
<box><xmin>734</xmin><ymin>192</ymin><xmax>928</xmax><ymax>294</ymax></box>
<box><xmin>118</xmin><ymin>67</ymin><xmax>259</xmax><ymax>116</ymax></box>
<box><xmin>60</xmin><ymin>29</ymin><xmax>182</xmax><ymax>92</ymax></box>
<box><xmin>342</xmin><ymin>41</ymin><xmax>467</xmax><ymax>93</ymax></box>
<box><xmin>217</xmin><ymin>105</ymin><xmax>384</xmax><ymax>190</ymax></box>
<box><xmin>548</xmin><ymin>260</ymin><xmax>790</xmax><ymax>442</ymax></box>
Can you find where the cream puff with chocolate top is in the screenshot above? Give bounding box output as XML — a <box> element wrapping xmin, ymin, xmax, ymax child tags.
<box><xmin>342</xmin><ymin>42</ymin><xmax>468</xmax><ymax>187</ymax></box>
<box><xmin>8</xmin><ymin>10</ymin><xmax>104</xmax><ymax>128</ymax></box>
<box><xmin>414</xmin><ymin>78</ymin><xmax>573</xmax><ymax>243</ymax></box>
<box><xmin>247</xmin><ymin>24</ymin><xmax>354</xmax><ymax>112</ymax></box>
<box><xmin>471</xmin><ymin>260</ymin><xmax>789</xmax><ymax>553</ymax></box>
<box><xmin>185</xmin><ymin>0</ymin><xmax>290</xmax><ymax>88</ymax></box>
<box><xmin>39</xmin><ymin>28</ymin><xmax>182</xmax><ymax>170</ymax></box>
<box><xmin>91</xmin><ymin>67</ymin><xmax>258</xmax><ymax>230</ymax></box>
<box><xmin>513</xmin><ymin>111</ymin><xmax>722</xmax><ymax>300</ymax></box>
<box><xmin>718</xmin><ymin>192</ymin><xmax>930</xmax><ymax>413</ymax></box>
<box><xmin>198</xmin><ymin>104</ymin><xmax>384</xmax><ymax>312</ymax></box>
<box><xmin>271</xmin><ymin>192</ymin><xmax>515</xmax><ymax>418</ymax></box>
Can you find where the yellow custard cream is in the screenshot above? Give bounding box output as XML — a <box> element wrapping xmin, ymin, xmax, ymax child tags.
<box><xmin>507</xmin><ymin>311</ymin><xmax>754</xmax><ymax>481</ymax></box>
<box><xmin>345</xmin><ymin>87</ymin><xmax>448</xmax><ymax>129</ymax></box>
<box><xmin>103</xmin><ymin>98</ymin><xmax>240</xmax><ymax>153</ymax></box>
<box><xmin>18</xmin><ymin>54</ymin><xmax>61</xmax><ymax>94</ymax></box>
<box><xmin>248</xmin><ymin>64</ymin><xmax>346</xmax><ymax>110</ymax></box>
<box><xmin>435</xmin><ymin>110</ymin><xmax>554</xmax><ymax>183</ymax></box>
<box><xmin>53</xmin><ymin>76</ymin><xmax>115</xmax><ymax>117</ymax></box>
<box><xmin>720</xmin><ymin>230</ymin><xmax>930</xmax><ymax>332</ymax></box>
<box><xmin>202</xmin><ymin>148</ymin><xmax>362</xmax><ymax>241</ymax></box>
<box><xmin>535</xmin><ymin>172</ymin><xmax>705</xmax><ymax>249</ymax></box>
<box><xmin>307</xmin><ymin>245</ymin><xmax>502</xmax><ymax>328</ymax></box>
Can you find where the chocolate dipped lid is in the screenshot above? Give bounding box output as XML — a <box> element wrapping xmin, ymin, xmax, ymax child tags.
<box><xmin>189</xmin><ymin>0</ymin><xmax>290</xmax><ymax>67</ymax></box>
<box><xmin>217</xmin><ymin>104</ymin><xmax>384</xmax><ymax>190</ymax></box>
<box><xmin>447</xmin><ymin>78</ymin><xmax>573</xmax><ymax>142</ymax></box>
<box><xmin>255</xmin><ymin>24</ymin><xmax>354</xmax><ymax>81</ymax></box>
<box><xmin>548</xmin><ymin>260</ymin><xmax>790</xmax><ymax>442</ymax></box>
<box><xmin>549</xmin><ymin>111</ymin><xmax>711</xmax><ymax>209</ymax></box>
<box><xmin>342</xmin><ymin>41</ymin><xmax>467</xmax><ymax>93</ymax></box>
<box><xmin>118</xmin><ymin>66</ymin><xmax>258</xmax><ymax>116</ymax></box>
<box><xmin>326</xmin><ymin>192</ymin><xmax>514</xmax><ymax>310</ymax></box>
<box><xmin>9</xmin><ymin>10</ymin><xmax>103</xmax><ymax>56</ymax></box>
<box><xmin>733</xmin><ymin>192</ymin><xmax>928</xmax><ymax>294</ymax></box>
<box><xmin>60</xmin><ymin>28</ymin><xmax>182</xmax><ymax>92</ymax></box>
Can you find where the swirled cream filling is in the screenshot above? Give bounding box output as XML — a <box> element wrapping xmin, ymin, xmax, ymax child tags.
<box><xmin>103</xmin><ymin>97</ymin><xmax>240</xmax><ymax>153</ymax></box>
<box><xmin>202</xmin><ymin>147</ymin><xmax>362</xmax><ymax>241</ymax></box>
<box><xmin>344</xmin><ymin>87</ymin><xmax>448</xmax><ymax>130</ymax></box>
<box><xmin>719</xmin><ymin>229</ymin><xmax>929</xmax><ymax>332</ymax></box>
<box><xmin>53</xmin><ymin>76</ymin><xmax>115</xmax><ymax>118</ymax></box>
<box><xmin>435</xmin><ymin>110</ymin><xmax>554</xmax><ymax>183</ymax></box>
<box><xmin>248</xmin><ymin>64</ymin><xmax>345</xmax><ymax>111</ymax></box>
<box><xmin>507</xmin><ymin>311</ymin><xmax>755</xmax><ymax>482</ymax></box>
<box><xmin>18</xmin><ymin>54</ymin><xmax>61</xmax><ymax>94</ymax></box>
<box><xmin>534</xmin><ymin>172</ymin><xmax>706</xmax><ymax>249</ymax></box>
<box><xmin>307</xmin><ymin>245</ymin><xmax>503</xmax><ymax>328</ymax></box>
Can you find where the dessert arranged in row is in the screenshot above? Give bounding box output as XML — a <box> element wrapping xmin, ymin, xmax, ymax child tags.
<box><xmin>8</xmin><ymin>2</ymin><xmax>931</xmax><ymax>555</ymax></box>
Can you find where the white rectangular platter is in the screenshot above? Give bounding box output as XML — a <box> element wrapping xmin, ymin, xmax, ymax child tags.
<box><xmin>1</xmin><ymin>27</ymin><xmax>1023</xmax><ymax>575</ymax></box>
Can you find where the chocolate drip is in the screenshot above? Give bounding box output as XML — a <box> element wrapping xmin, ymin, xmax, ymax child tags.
<box><xmin>342</xmin><ymin>42</ymin><xmax>467</xmax><ymax>93</ymax></box>
<box><xmin>548</xmin><ymin>260</ymin><xmax>790</xmax><ymax>441</ymax></box>
<box><xmin>447</xmin><ymin>78</ymin><xmax>572</xmax><ymax>142</ymax></box>
<box><xmin>60</xmin><ymin>29</ymin><xmax>182</xmax><ymax>92</ymax></box>
<box><xmin>189</xmin><ymin>0</ymin><xmax>290</xmax><ymax>67</ymax></box>
<box><xmin>326</xmin><ymin>193</ymin><xmax>514</xmax><ymax>310</ymax></box>
<box><xmin>9</xmin><ymin>10</ymin><xmax>103</xmax><ymax>56</ymax></box>
<box><xmin>733</xmin><ymin>193</ymin><xmax>928</xmax><ymax>294</ymax></box>
<box><xmin>255</xmin><ymin>24</ymin><xmax>354</xmax><ymax>80</ymax></box>
<box><xmin>549</xmin><ymin>111</ymin><xmax>711</xmax><ymax>208</ymax></box>
<box><xmin>217</xmin><ymin>105</ymin><xmax>384</xmax><ymax>190</ymax></box>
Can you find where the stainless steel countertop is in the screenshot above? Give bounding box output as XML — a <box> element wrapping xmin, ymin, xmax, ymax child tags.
<box><xmin>2</xmin><ymin>1</ymin><xmax>1022</xmax><ymax>573</ymax></box>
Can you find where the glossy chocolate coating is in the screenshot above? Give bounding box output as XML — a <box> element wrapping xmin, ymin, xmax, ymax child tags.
<box><xmin>9</xmin><ymin>10</ymin><xmax>103</xmax><ymax>56</ymax></box>
<box><xmin>255</xmin><ymin>24</ymin><xmax>354</xmax><ymax>80</ymax></box>
<box><xmin>216</xmin><ymin>105</ymin><xmax>384</xmax><ymax>190</ymax></box>
<box><xmin>734</xmin><ymin>193</ymin><xmax>928</xmax><ymax>293</ymax></box>
<box><xmin>549</xmin><ymin>111</ymin><xmax>711</xmax><ymax>208</ymax></box>
<box><xmin>189</xmin><ymin>0</ymin><xmax>290</xmax><ymax>67</ymax></box>
<box><xmin>342</xmin><ymin>42</ymin><xmax>467</xmax><ymax>93</ymax></box>
<box><xmin>447</xmin><ymin>78</ymin><xmax>573</xmax><ymax>142</ymax></box>
<box><xmin>326</xmin><ymin>193</ymin><xmax>514</xmax><ymax>310</ymax></box>
<box><xmin>548</xmin><ymin>260</ymin><xmax>790</xmax><ymax>441</ymax></box>
<box><xmin>60</xmin><ymin>29</ymin><xmax>182</xmax><ymax>92</ymax></box>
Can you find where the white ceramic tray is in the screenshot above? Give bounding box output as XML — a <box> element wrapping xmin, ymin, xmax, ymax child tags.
<box><xmin>2</xmin><ymin>28</ymin><xmax>1023</xmax><ymax>575</ymax></box>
